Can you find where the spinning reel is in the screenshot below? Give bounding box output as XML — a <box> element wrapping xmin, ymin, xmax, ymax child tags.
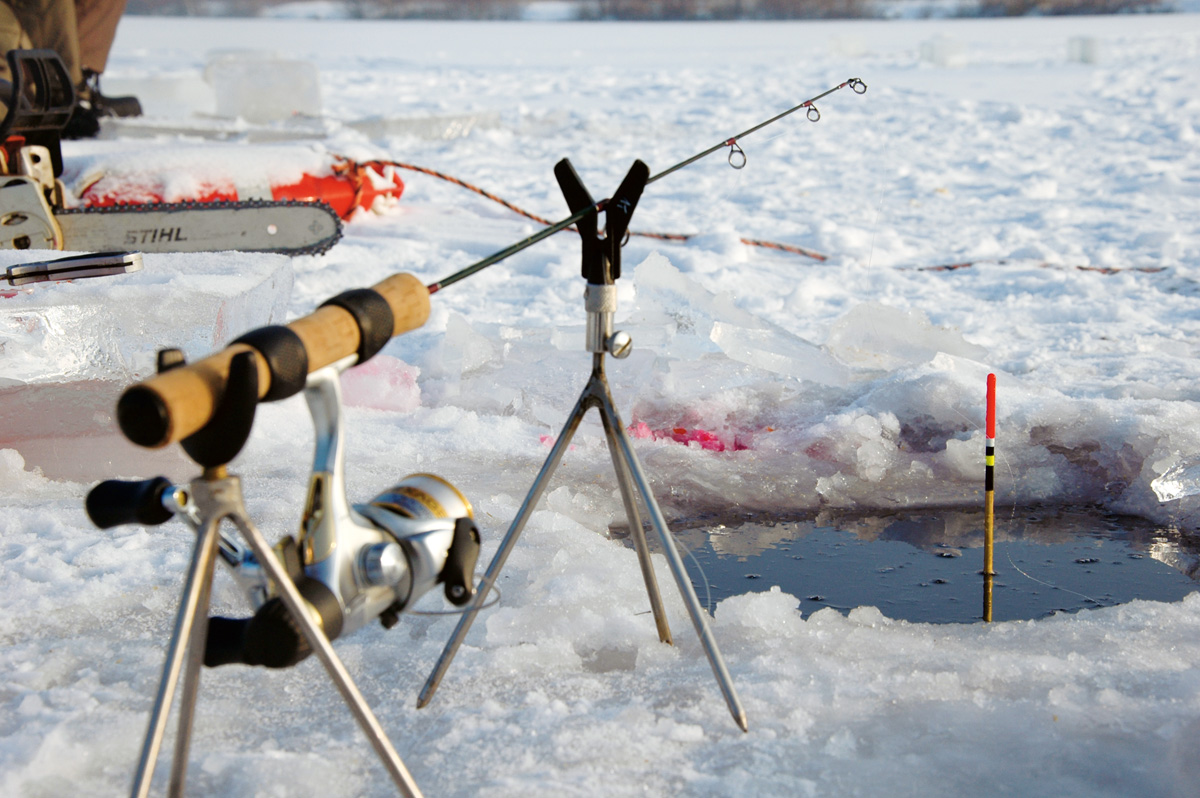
<box><xmin>88</xmin><ymin>355</ymin><xmax>480</xmax><ymax>670</ymax></box>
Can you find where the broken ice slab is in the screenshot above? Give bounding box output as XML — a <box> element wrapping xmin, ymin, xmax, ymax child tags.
<box><xmin>824</xmin><ymin>302</ymin><xmax>987</xmax><ymax>372</ymax></box>
<box><xmin>347</xmin><ymin>111</ymin><xmax>503</xmax><ymax>141</ymax></box>
<box><xmin>99</xmin><ymin>74</ymin><xmax>217</xmax><ymax>118</ymax></box>
<box><xmin>0</xmin><ymin>251</ymin><xmax>293</xmax><ymax>480</ymax></box>
<box><xmin>98</xmin><ymin>114</ymin><xmax>334</xmax><ymax>143</ymax></box>
<box><xmin>0</xmin><ymin>251</ymin><xmax>292</xmax><ymax>385</ymax></box>
<box><xmin>1151</xmin><ymin>455</ymin><xmax>1200</xmax><ymax>502</ymax></box>
<box><xmin>1068</xmin><ymin>36</ymin><xmax>1103</xmax><ymax>65</ymax></box>
<box><xmin>710</xmin><ymin>322</ymin><xmax>851</xmax><ymax>386</ymax></box>
<box><xmin>919</xmin><ymin>34</ymin><xmax>966</xmax><ymax>68</ymax></box>
<box><xmin>206</xmin><ymin>52</ymin><xmax>322</xmax><ymax>124</ymax></box>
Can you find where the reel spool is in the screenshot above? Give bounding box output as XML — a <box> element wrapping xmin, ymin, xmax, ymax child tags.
<box><xmin>369</xmin><ymin>473</ymin><xmax>474</xmax><ymax>521</ymax></box>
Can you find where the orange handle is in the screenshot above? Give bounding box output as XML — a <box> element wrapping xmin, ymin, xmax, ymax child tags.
<box><xmin>118</xmin><ymin>273</ymin><xmax>430</xmax><ymax>448</ymax></box>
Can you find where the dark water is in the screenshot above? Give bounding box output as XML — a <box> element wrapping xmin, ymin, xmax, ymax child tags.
<box><xmin>621</xmin><ymin>506</ymin><xmax>1200</xmax><ymax>624</ymax></box>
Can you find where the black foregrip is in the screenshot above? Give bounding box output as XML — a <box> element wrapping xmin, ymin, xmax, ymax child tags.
<box><xmin>86</xmin><ymin>476</ymin><xmax>174</xmax><ymax>529</ymax></box>
<box><xmin>320</xmin><ymin>288</ymin><xmax>395</xmax><ymax>365</ymax></box>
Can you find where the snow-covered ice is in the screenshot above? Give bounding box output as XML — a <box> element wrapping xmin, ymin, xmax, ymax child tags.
<box><xmin>2</xmin><ymin>12</ymin><xmax>1200</xmax><ymax>797</ymax></box>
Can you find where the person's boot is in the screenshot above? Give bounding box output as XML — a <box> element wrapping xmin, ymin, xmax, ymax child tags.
<box><xmin>62</xmin><ymin>101</ymin><xmax>100</xmax><ymax>139</ymax></box>
<box><xmin>83</xmin><ymin>70</ymin><xmax>142</xmax><ymax>118</ymax></box>
<box><xmin>63</xmin><ymin>70</ymin><xmax>142</xmax><ymax>139</ymax></box>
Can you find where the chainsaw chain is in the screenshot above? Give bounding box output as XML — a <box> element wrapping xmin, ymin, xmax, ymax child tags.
<box><xmin>58</xmin><ymin>198</ymin><xmax>344</xmax><ymax>256</ymax></box>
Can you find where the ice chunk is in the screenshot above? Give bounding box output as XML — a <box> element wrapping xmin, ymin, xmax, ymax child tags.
<box><xmin>621</xmin><ymin>253</ymin><xmax>739</xmax><ymax>358</ymax></box>
<box><xmin>920</xmin><ymin>34</ymin><xmax>966</xmax><ymax>68</ymax></box>
<box><xmin>426</xmin><ymin>312</ymin><xmax>497</xmax><ymax>379</ymax></box>
<box><xmin>1151</xmin><ymin>455</ymin><xmax>1200</xmax><ymax>502</ymax></box>
<box><xmin>206</xmin><ymin>51</ymin><xmax>321</xmax><ymax>123</ymax></box>
<box><xmin>711</xmin><ymin>322</ymin><xmax>850</xmax><ymax>386</ymax></box>
<box><xmin>625</xmin><ymin>254</ymin><xmax>848</xmax><ymax>384</ymax></box>
<box><xmin>1068</xmin><ymin>36</ymin><xmax>1103</xmax><ymax>65</ymax></box>
<box><xmin>340</xmin><ymin>355</ymin><xmax>421</xmax><ymax>413</ymax></box>
<box><xmin>0</xmin><ymin>251</ymin><xmax>292</xmax><ymax>385</ymax></box>
<box><xmin>347</xmin><ymin>112</ymin><xmax>503</xmax><ymax>141</ymax></box>
<box><xmin>0</xmin><ymin>251</ymin><xmax>292</xmax><ymax>480</ymax></box>
<box><xmin>98</xmin><ymin>75</ymin><xmax>216</xmax><ymax>118</ymax></box>
<box><xmin>824</xmin><ymin>303</ymin><xmax>987</xmax><ymax>371</ymax></box>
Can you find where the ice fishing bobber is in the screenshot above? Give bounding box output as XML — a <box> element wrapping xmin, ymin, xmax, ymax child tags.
<box><xmin>985</xmin><ymin>372</ymin><xmax>997</xmax><ymax>576</ymax></box>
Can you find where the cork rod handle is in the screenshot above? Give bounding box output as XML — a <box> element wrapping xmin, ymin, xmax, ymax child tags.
<box><xmin>117</xmin><ymin>273</ymin><xmax>430</xmax><ymax>449</ymax></box>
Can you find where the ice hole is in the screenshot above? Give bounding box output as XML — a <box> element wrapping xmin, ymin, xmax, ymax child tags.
<box><xmin>612</xmin><ymin>506</ymin><xmax>1199</xmax><ymax>624</ymax></box>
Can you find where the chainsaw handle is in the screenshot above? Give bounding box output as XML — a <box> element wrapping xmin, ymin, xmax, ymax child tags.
<box><xmin>117</xmin><ymin>272</ymin><xmax>430</xmax><ymax>449</ymax></box>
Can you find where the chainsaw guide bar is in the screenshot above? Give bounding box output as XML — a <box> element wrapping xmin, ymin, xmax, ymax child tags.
<box><xmin>54</xmin><ymin>199</ymin><xmax>343</xmax><ymax>256</ymax></box>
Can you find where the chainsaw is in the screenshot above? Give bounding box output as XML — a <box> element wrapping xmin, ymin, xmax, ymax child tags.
<box><xmin>0</xmin><ymin>50</ymin><xmax>341</xmax><ymax>256</ymax></box>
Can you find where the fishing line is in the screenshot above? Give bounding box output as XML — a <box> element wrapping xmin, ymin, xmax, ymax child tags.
<box><xmin>987</xmin><ymin>418</ymin><xmax>1111</xmax><ymax>610</ymax></box>
<box><xmin>862</xmin><ymin>114</ymin><xmax>895</xmax><ymax>274</ymax></box>
<box><xmin>625</xmin><ymin>527</ymin><xmax>715</xmax><ymax>616</ymax></box>
<box><xmin>674</xmin><ymin>533</ymin><xmax>715</xmax><ymax>616</ymax></box>
<box><xmin>1002</xmin><ymin>548</ymin><xmax>1112</xmax><ymax>609</ymax></box>
<box><xmin>409</xmin><ymin>584</ymin><xmax>502</xmax><ymax>616</ymax></box>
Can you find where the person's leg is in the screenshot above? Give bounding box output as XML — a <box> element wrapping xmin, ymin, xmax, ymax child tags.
<box><xmin>73</xmin><ymin>0</ymin><xmax>139</xmax><ymax>121</ymax></box>
<box><xmin>74</xmin><ymin>0</ymin><xmax>127</xmax><ymax>75</ymax></box>
<box><xmin>0</xmin><ymin>3</ymin><xmax>35</xmax><ymax>83</ymax></box>
<box><xmin>7</xmin><ymin>0</ymin><xmax>83</xmax><ymax>85</ymax></box>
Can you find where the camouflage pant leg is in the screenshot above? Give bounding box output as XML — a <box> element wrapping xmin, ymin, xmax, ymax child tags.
<box><xmin>75</xmin><ymin>0</ymin><xmax>127</xmax><ymax>75</ymax></box>
<box><xmin>0</xmin><ymin>0</ymin><xmax>82</xmax><ymax>85</ymax></box>
<box><xmin>0</xmin><ymin>2</ymin><xmax>35</xmax><ymax>84</ymax></box>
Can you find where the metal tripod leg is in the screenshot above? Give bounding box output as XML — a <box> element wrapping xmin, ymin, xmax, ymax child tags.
<box><xmin>604</xmin><ymin>399</ymin><xmax>749</xmax><ymax>732</ymax></box>
<box><xmin>131</xmin><ymin>516</ymin><xmax>221</xmax><ymax>798</ymax></box>
<box><xmin>418</xmin><ymin>379</ymin><xmax>594</xmax><ymax>708</ymax></box>
<box><xmin>229</xmin><ymin>509</ymin><xmax>425</xmax><ymax>798</ymax></box>
<box><xmin>595</xmin><ymin>381</ymin><xmax>672</xmax><ymax>645</ymax></box>
<box><xmin>166</xmin><ymin>537</ymin><xmax>216</xmax><ymax>798</ymax></box>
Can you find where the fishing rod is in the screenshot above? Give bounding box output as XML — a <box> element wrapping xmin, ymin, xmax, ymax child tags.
<box><xmin>427</xmin><ymin>77</ymin><xmax>866</xmax><ymax>293</ymax></box>
<box><xmin>114</xmin><ymin>77</ymin><xmax>866</xmax><ymax>450</ymax></box>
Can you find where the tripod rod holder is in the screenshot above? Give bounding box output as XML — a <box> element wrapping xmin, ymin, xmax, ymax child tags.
<box><xmin>420</xmin><ymin>156</ymin><xmax>747</xmax><ymax>732</ymax></box>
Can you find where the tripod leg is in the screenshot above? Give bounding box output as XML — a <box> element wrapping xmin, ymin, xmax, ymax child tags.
<box><xmin>607</xmin><ymin>414</ymin><xmax>749</xmax><ymax>732</ymax></box>
<box><xmin>597</xmin><ymin>407</ymin><xmax>672</xmax><ymax>645</ymax></box>
<box><xmin>131</xmin><ymin>519</ymin><xmax>222</xmax><ymax>798</ymax></box>
<box><xmin>231</xmin><ymin>515</ymin><xmax>425</xmax><ymax>798</ymax></box>
<box><xmin>418</xmin><ymin>393</ymin><xmax>592</xmax><ymax>709</ymax></box>
<box><xmin>166</xmin><ymin>532</ymin><xmax>218</xmax><ymax>798</ymax></box>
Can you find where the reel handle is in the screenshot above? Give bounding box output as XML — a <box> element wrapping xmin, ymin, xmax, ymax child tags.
<box><xmin>86</xmin><ymin>476</ymin><xmax>175</xmax><ymax>529</ymax></box>
<box><xmin>115</xmin><ymin>273</ymin><xmax>431</xmax><ymax>449</ymax></box>
<box><xmin>442</xmin><ymin>517</ymin><xmax>481</xmax><ymax>606</ymax></box>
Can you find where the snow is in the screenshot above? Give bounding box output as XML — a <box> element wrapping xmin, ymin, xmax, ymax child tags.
<box><xmin>3</xmin><ymin>12</ymin><xmax>1200</xmax><ymax>798</ymax></box>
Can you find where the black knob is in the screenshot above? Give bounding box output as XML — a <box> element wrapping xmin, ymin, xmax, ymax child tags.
<box><xmin>85</xmin><ymin>477</ymin><xmax>174</xmax><ymax>529</ymax></box>
<box><xmin>441</xmin><ymin>517</ymin><xmax>481</xmax><ymax>607</ymax></box>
